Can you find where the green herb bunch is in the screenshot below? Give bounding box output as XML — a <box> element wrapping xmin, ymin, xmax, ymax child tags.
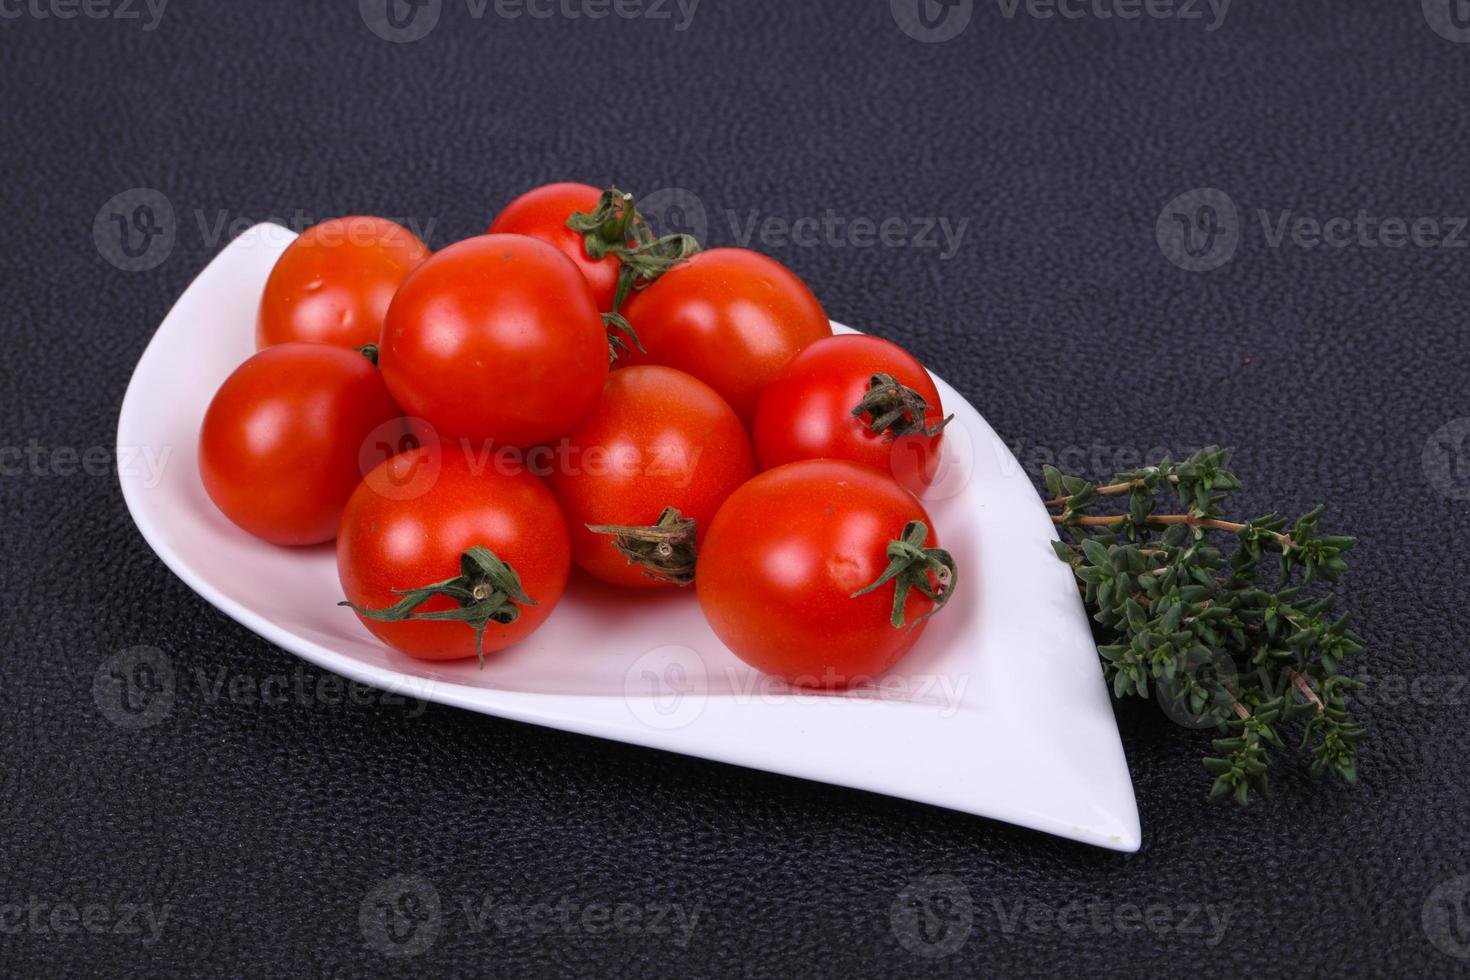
<box><xmin>1046</xmin><ymin>447</ymin><xmax>1366</xmax><ymax>805</ymax></box>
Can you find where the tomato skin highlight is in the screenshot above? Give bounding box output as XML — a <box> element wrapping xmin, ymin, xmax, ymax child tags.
<box><xmin>338</xmin><ymin>449</ymin><xmax>570</xmax><ymax>661</ymax></box>
<box><xmin>546</xmin><ymin>366</ymin><xmax>754</xmax><ymax>588</ymax></box>
<box><xmin>619</xmin><ymin>248</ymin><xmax>832</xmax><ymax>424</ymax></box>
<box><xmin>697</xmin><ymin>459</ymin><xmax>942</xmax><ymax>688</ymax></box>
<box><xmin>256</xmin><ymin>216</ymin><xmax>430</xmax><ymax>351</ymax></box>
<box><xmin>753</xmin><ymin>334</ymin><xmax>946</xmax><ymax>495</ymax></box>
<box><xmin>487</xmin><ymin>182</ymin><xmax>620</xmax><ymax>311</ymax></box>
<box><xmin>198</xmin><ymin>343</ymin><xmax>404</xmax><ymax>546</ymax></box>
<box><xmin>378</xmin><ymin>234</ymin><xmax>608</xmax><ymax>447</ymax></box>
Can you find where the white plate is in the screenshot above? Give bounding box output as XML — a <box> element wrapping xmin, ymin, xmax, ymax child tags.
<box><xmin>117</xmin><ymin>223</ymin><xmax>1140</xmax><ymax>851</ymax></box>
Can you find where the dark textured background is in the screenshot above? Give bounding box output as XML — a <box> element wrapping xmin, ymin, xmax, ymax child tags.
<box><xmin>3</xmin><ymin>0</ymin><xmax>1469</xmax><ymax>975</ymax></box>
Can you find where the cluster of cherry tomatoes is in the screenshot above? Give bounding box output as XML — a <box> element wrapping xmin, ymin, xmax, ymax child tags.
<box><xmin>198</xmin><ymin>183</ymin><xmax>958</xmax><ymax>688</ymax></box>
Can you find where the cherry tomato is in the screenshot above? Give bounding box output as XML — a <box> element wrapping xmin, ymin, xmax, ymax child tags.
<box><xmin>379</xmin><ymin>234</ymin><xmax>608</xmax><ymax>447</ymax></box>
<box><xmin>546</xmin><ymin>366</ymin><xmax>754</xmax><ymax>588</ymax></box>
<box><xmin>697</xmin><ymin>459</ymin><xmax>955</xmax><ymax>688</ymax></box>
<box><xmin>619</xmin><ymin>248</ymin><xmax>832</xmax><ymax>424</ymax></box>
<box><xmin>198</xmin><ymin>343</ymin><xmax>404</xmax><ymax>546</ymax></box>
<box><xmin>487</xmin><ymin>182</ymin><xmax>621</xmax><ymax>311</ymax></box>
<box><xmin>338</xmin><ymin>449</ymin><xmax>570</xmax><ymax>661</ymax></box>
<box><xmin>752</xmin><ymin>334</ymin><xmax>949</xmax><ymax>496</ymax></box>
<box><xmin>256</xmin><ymin>216</ymin><xmax>430</xmax><ymax>350</ymax></box>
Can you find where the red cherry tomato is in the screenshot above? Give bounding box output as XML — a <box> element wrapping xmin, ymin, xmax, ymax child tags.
<box><xmin>546</xmin><ymin>366</ymin><xmax>754</xmax><ymax>588</ymax></box>
<box><xmin>198</xmin><ymin>343</ymin><xmax>404</xmax><ymax>546</ymax></box>
<box><xmin>256</xmin><ymin>216</ymin><xmax>430</xmax><ymax>350</ymax></box>
<box><xmin>487</xmin><ymin>182</ymin><xmax>621</xmax><ymax>311</ymax></box>
<box><xmin>619</xmin><ymin>248</ymin><xmax>832</xmax><ymax>424</ymax></box>
<box><xmin>379</xmin><ymin>234</ymin><xmax>608</xmax><ymax>447</ymax></box>
<box><xmin>752</xmin><ymin>334</ymin><xmax>949</xmax><ymax>496</ymax></box>
<box><xmin>697</xmin><ymin>459</ymin><xmax>955</xmax><ymax>688</ymax></box>
<box><xmin>338</xmin><ymin>449</ymin><xmax>570</xmax><ymax>661</ymax></box>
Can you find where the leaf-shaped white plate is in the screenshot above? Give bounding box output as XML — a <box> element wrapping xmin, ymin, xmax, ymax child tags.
<box><xmin>117</xmin><ymin>224</ymin><xmax>1140</xmax><ymax>851</ymax></box>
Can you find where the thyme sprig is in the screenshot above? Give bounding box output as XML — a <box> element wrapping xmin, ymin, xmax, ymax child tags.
<box><xmin>1046</xmin><ymin>446</ymin><xmax>1366</xmax><ymax>805</ymax></box>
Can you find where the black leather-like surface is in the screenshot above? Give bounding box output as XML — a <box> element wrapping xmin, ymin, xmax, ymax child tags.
<box><xmin>3</xmin><ymin>0</ymin><xmax>1469</xmax><ymax>975</ymax></box>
